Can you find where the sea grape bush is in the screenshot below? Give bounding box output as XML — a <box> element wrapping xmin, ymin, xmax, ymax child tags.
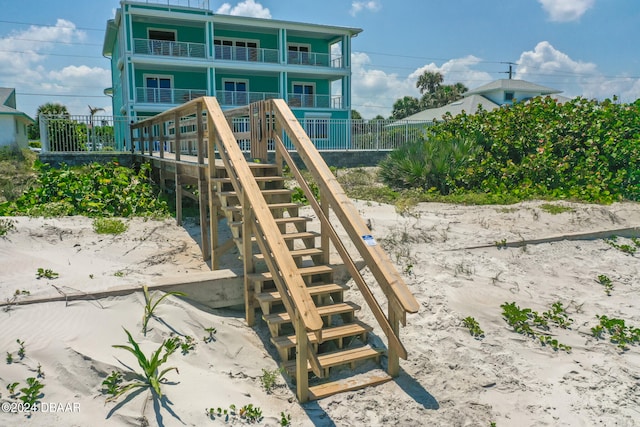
<box><xmin>381</xmin><ymin>96</ymin><xmax>640</xmax><ymax>203</ymax></box>
<box><xmin>0</xmin><ymin>161</ymin><xmax>169</xmax><ymax>218</ymax></box>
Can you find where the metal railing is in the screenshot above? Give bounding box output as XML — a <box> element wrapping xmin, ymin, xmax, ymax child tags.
<box><xmin>134</xmin><ymin>38</ymin><xmax>207</xmax><ymax>58</ymax></box>
<box><xmin>41</xmin><ymin>114</ymin><xmax>432</xmax><ymax>153</ymax></box>
<box><xmin>214</xmin><ymin>45</ymin><xmax>279</xmax><ymax>63</ymax></box>
<box><xmin>287</xmin><ymin>94</ymin><xmax>342</xmax><ymax>109</ymax></box>
<box><xmin>135</xmin><ymin>87</ymin><xmax>207</xmax><ymax>104</ymax></box>
<box><xmin>39</xmin><ymin>115</ymin><xmax>130</xmax><ymax>152</ymax></box>
<box><xmin>133</xmin><ymin>0</ymin><xmax>210</xmax><ymax>9</ymax></box>
<box><xmin>287</xmin><ymin>51</ymin><xmax>337</xmax><ymax>68</ymax></box>
<box><xmin>217</xmin><ymin>90</ymin><xmax>280</xmax><ymax>107</ymax></box>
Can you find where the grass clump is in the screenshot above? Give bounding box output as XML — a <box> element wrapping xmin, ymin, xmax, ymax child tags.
<box><xmin>540</xmin><ymin>203</ymin><xmax>575</xmax><ymax>215</ymax></box>
<box><xmin>0</xmin><ymin>218</ymin><xmax>16</xmax><ymax>236</ymax></box>
<box><xmin>142</xmin><ymin>285</ymin><xmax>186</xmax><ymax>336</ymax></box>
<box><xmin>109</xmin><ymin>328</ymin><xmax>179</xmax><ymax>401</ymax></box>
<box><xmin>93</xmin><ymin>218</ymin><xmax>128</xmax><ymax>235</ymax></box>
<box><xmin>462</xmin><ymin>316</ymin><xmax>484</xmax><ymax>339</ymax></box>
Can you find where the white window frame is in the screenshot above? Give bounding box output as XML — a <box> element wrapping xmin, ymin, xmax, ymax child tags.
<box><xmin>222</xmin><ymin>79</ymin><xmax>249</xmax><ymax>105</ymax></box>
<box><xmin>291</xmin><ymin>81</ymin><xmax>315</xmax><ymax>108</ymax></box>
<box><xmin>143</xmin><ymin>73</ymin><xmax>174</xmax><ymax>103</ymax></box>
<box><xmin>214</xmin><ymin>37</ymin><xmax>260</xmax><ymax>61</ymax></box>
<box><xmin>287</xmin><ymin>43</ymin><xmax>311</xmax><ymax>64</ymax></box>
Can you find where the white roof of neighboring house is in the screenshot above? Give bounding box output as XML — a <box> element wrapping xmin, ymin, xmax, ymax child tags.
<box><xmin>401</xmin><ymin>95</ymin><xmax>500</xmax><ymax>122</ymax></box>
<box><xmin>464</xmin><ymin>79</ymin><xmax>561</xmax><ymax>97</ymax></box>
<box><xmin>0</xmin><ymin>87</ymin><xmax>35</xmax><ymax>123</ymax></box>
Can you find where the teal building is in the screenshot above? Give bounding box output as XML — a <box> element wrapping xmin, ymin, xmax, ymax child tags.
<box><xmin>102</xmin><ymin>0</ymin><xmax>362</xmax><ymax>149</ymax></box>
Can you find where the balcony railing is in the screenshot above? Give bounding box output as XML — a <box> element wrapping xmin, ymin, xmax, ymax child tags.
<box><xmin>214</xmin><ymin>45</ymin><xmax>279</xmax><ymax>63</ymax></box>
<box><xmin>217</xmin><ymin>90</ymin><xmax>280</xmax><ymax>107</ymax></box>
<box><xmin>287</xmin><ymin>52</ymin><xmax>343</xmax><ymax>68</ymax></box>
<box><xmin>287</xmin><ymin>94</ymin><xmax>342</xmax><ymax>109</ymax></box>
<box><xmin>134</xmin><ymin>38</ymin><xmax>206</xmax><ymax>59</ymax></box>
<box><xmin>135</xmin><ymin>87</ymin><xmax>207</xmax><ymax>104</ymax></box>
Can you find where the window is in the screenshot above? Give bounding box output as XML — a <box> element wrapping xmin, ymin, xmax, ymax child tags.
<box><xmin>292</xmin><ymin>83</ymin><xmax>314</xmax><ymax>108</ymax></box>
<box><xmin>505</xmin><ymin>92</ymin><xmax>514</xmax><ymax>102</ymax></box>
<box><xmin>148</xmin><ymin>29</ymin><xmax>176</xmax><ymax>55</ymax></box>
<box><xmin>223</xmin><ymin>80</ymin><xmax>248</xmax><ymax>105</ymax></box>
<box><xmin>214</xmin><ymin>39</ymin><xmax>258</xmax><ymax>61</ymax></box>
<box><xmin>145</xmin><ymin>75</ymin><xmax>173</xmax><ymax>103</ymax></box>
<box><xmin>288</xmin><ymin>44</ymin><xmax>310</xmax><ymax>64</ymax></box>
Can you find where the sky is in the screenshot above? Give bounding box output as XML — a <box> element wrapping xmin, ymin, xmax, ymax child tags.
<box><xmin>1</xmin><ymin>0</ymin><xmax>639</xmax><ymax>119</ymax></box>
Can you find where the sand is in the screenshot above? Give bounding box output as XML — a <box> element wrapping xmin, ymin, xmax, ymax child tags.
<box><xmin>0</xmin><ymin>200</ymin><xmax>639</xmax><ymax>426</ymax></box>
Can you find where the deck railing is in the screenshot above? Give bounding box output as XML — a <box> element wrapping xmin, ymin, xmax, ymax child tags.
<box><xmin>133</xmin><ymin>38</ymin><xmax>206</xmax><ymax>58</ymax></box>
<box><xmin>135</xmin><ymin>87</ymin><xmax>207</xmax><ymax>104</ymax></box>
<box><xmin>214</xmin><ymin>45</ymin><xmax>279</xmax><ymax>64</ymax></box>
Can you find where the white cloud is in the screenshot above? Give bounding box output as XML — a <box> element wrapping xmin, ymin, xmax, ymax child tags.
<box><xmin>350</xmin><ymin>1</ymin><xmax>382</xmax><ymax>16</ymax></box>
<box><xmin>216</xmin><ymin>0</ymin><xmax>271</xmax><ymax>18</ymax></box>
<box><xmin>516</xmin><ymin>41</ymin><xmax>640</xmax><ymax>102</ymax></box>
<box><xmin>537</xmin><ymin>0</ymin><xmax>595</xmax><ymax>22</ymax></box>
<box><xmin>409</xmin><ymin>56</ymin><xmax>493</xmax><ymax>89</ymax></box>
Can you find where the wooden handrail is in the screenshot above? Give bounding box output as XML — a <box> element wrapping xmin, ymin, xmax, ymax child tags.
<box><xmin>202</xmin><ymin>97</ymin><xmax>324</xmax><ymax>333</ymax></box>
<box><xmin>274</xmin><ymin>134</ymin><xmax>409</xmax><ymax>359</ymax></box>
<box><xmin>269</xmin><ymin>99</ymin><xmax>420</xmax><ymax>317</ymax></box>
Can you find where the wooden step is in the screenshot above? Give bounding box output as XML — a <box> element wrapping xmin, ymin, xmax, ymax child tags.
<box><xmin>211</xmin><ymin>176</ymin><xmax>285</xmax><ymax>184</ymax></box>
<box><xmin>223</xmin><ymin>202</ymin><xmax>300</xmax><ymax>213</ymax></box>
<box><xmin>271</xmin><ymin>320</ymin><xmax>372</xmax><ymax>360</ymax></box>
<box><xmin>256</xmin><ymin>282</ymin><xmax>348</xmax><ymax>306</ymax></box>
<box><xmin>263</xmin><ymin>301</ymin><xmax>360</xmax><ymax>327</ymax></box>
<box><xmin>253</xmin><ymin>247</ymin><xmax>322</xmax><ymax>261</ymax></box>
<box><xmin>248</xmin><ymin>263</ymin><xmax>334</xmax><ymax>283</ymax></box>
<box><xmin>283</xmin><ymin>345</ymin><xmax>383</xmax><ymax>377</ymax></box>
<box><xmin>230</xmin><ymin>216</ymin><xmax>312</xmax><ymax>229</ymax></box>
<box><xmin>219</xmin><ymin>189</ymin><xmax>293</xmax><ymax>198</ymax></box>
<box><xmin>308</xmin><ymin>372</ymin><xmax>393</xmax><ymax>400</ymax></box>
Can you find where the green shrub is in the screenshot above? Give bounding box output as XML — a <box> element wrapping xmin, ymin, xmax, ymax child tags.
<box><xmin>382</xmin><ymin>97</ymin><xmax>640</xmax><ymax>203</ymax></box>
<box><xmin>0</xmin><ymin>161</ymin><xmax>169</xmax><ymax>218</ymax></box>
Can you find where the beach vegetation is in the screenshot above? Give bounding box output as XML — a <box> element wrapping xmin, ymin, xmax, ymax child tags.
<box><xmin>605</xmin><ymin>236</ymin><xmax>637</xmax><ymax>255</ymax></box>
<box><xmin>539</xmin><ymin>203</ymin><xmax>575</xmax><ymax>215</ymax></box>
<box><xmin>36</xmin><ymin>268</ymin><xmax>59</xmax><ymax>279</ymax></box>
<box><xmin>280</xmin><ymin>411</ymin><xmax>292</xmax><ymax>426</ymax></box>
<box><xmin>501</xmin><ymin>301</ymin><xmax>572</xmax><ymax>352</ymax></box>
<box><xmin>101</xmin><ymin>371</ymin><xmax>124</xmax><ymax>397</ymax></box>
<box><xmin>4</xmin><ymin>289</ymin><xmax>30</xmax><ymax>312</ymax></box>
<box><xmin>205</xmin><ymin>403</ymin><xmax>263</xmax><ymax>423</ymax></box>
<box><xmin>141</xmin><ymin>285</ymin><xmax>186</xmax><ymax>336</ymax></box>
<box><xmin>203</xmin><ymin>327</ymin><xmax>217</xmax><ymax>344</ymax></box>
<box><xmin>380</xmin><ymin>96</ymin><xmax>640</xmax><ymax>204</ymax></box>
<box><xmin>0</xmin><ymin>160</ymin><xmax>170</xmax><ymax>218</ymax></box>
<box><xmin>591</xmin><ymin>315</ymin><xmax>640</xmax><ymax>350</ymax></box>
<box><xmin>36</xmin><ymin>363</ymin><xmax>45</xmax><ymax>379</ymax></box>
<box><xmin>110</xmin><ymin>328</ymin><xmax>179</xmax><ymax>401</ymax></box>
<box><xmin>6</xmin><ymin>382</ymin><xmax>19</xmax><ymax>397</ymax></box>
<box><xmin>0</xmin><ymin>218</ymin><xmax>16</xmax><ymax>237</ymax></box>
<box><xmin>597</xmin><ymin>274</ymin><xmax>613</xmax><ymax>296</ymax></box>
<box><xmin>16</xmin><ymin>339</ymin><xmax>25</xmax><ymax>360</ymax></box>
<box><xmin>462</xmin><ymin>316</ymin><xmax>484</xmax><ymax>338</ymax></box>
<box><xmin>19</xmin><ymin>377</ymin><xmax>45</xmax><ymax>407</ymax></box>
<box><xmin>260</xmin><ymin>368</ymin><xmax>282</xmax><ymax>393</ymax></box>
<box><xmin>6</xmin><ymin>352</ymin><xmax>13</xmax><ymax>364</ymax></box>
<box><xmin>93</xmin><ymin>218</ymin><xmax>128</xmax><ymax>235</ymax></box>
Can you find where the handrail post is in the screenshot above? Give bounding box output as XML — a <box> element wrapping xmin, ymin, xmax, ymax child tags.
<box><xmin>295</xmin><ymin>312</ymin><xmax>309</xmax><ymax>402</ymax></box>
<box><xmin>242</xmin><ymin>190</ymin><xmax>255</xmax><ymax>326</ymax></box>
<box><xmin>387</xmin><ymin>307</ymin><xmax>400</xmax><ymax>377</ymax></box>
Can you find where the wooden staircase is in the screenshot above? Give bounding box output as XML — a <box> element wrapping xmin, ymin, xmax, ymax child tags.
<box><xmin>211</xmin><ymin>160</ymin><xmax>391</xmax><ymax>398</ymax></box>
<box><xmin>130</xmin><ymin>97</ymin><xmax>420</xmax><ymax>402</ymax></box>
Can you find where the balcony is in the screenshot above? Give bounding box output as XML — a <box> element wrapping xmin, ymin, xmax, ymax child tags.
<box><xmin>134</xmin><ymin>38</ymin><xmax>206</xmax><ymax>59</ymax></box>
<box><xmin>135</xmin><ymin>87</ymin><xmax>207</xmax><ymax>104</ymax></box>
<box><xmin>217</xmin><ymin>90</ymin><xmax>280</xmax><ymax>107</ymax></box>
<box><xmin>287</xmin><ymin>51</ymin><xmax>343</xmax><ymax>68</ymax></box>
<box><xmin>287</xmin><ymin>94</ymin><xmax>343</xmax><ymax>109</ymax></box>
<box><xmin>214</xmin><ymin>45</ymin><xmax>279</xmax><ymax>64</ymax></box>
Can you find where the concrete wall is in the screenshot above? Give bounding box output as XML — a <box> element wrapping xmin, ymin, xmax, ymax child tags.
<box><xmin>39</xmin><ymin>151</ymin><xmax>390</xmax><ymax>169</ymax></box>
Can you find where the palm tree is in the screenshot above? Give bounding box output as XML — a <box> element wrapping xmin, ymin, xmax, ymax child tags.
<box><xmin>416</xmin><ymin>71</ymin><xmax>444</xmax><ymax>95</ymax></box>
<box><xmin>391</xmin><ymin>96</ymin><xmax>422</xmax><ymax>120</ymax></box>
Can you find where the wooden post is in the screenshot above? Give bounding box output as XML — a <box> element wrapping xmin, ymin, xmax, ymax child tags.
<box><xmin>242</xmin><ymin>191</ymin><xmax>255</xmax><ymax>326</ymax></box>
<box><xmin>175</xmin><ymin>172</ymin><xmax>183</xmax><ymax>226</ymax></box>
<box><xmin>208</xmin><ymin>115</ymin><xmax>219</xmax><ymax>270</ymax></box>
<box><xmin>387</xmin><ymin>307</ymin><xmax>400</xmax><ymax>377</ymax></box>
<box><xmin>295</xmin><ymin>313</ymin><xmax>309</xmax><ymax>402</ymax></box>
<box><xmin>320</xmin><ymin>188</ymin><xmax>330</xmax><ymax>264</ymax></box>
<box><xmin>174</xmin><ymin>111</ymin><xmax>181</xmax><ymax>162</ymax></box>
<box><xmin>196</xmin><ymin>102</ymin><xmax>210</xmax><ymax>260</ymax></box>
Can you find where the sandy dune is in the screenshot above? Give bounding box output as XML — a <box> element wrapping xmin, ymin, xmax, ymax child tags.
<box><xmin>0</xmin><ymin>200</ymin><xmax>639</xmax><ymax>426</ymax></box>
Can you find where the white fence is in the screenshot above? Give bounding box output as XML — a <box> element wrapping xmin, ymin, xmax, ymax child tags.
<box><xmin>41</xmin><ymin>115</ymin><xmax>432</xmax><ymax>153</ymax></box>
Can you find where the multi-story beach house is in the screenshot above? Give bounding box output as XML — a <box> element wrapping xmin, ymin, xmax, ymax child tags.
<box><xmin>102</xmin><ymin>0</ymin><xmax>362</xmax><ymax>149</ymax></box>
